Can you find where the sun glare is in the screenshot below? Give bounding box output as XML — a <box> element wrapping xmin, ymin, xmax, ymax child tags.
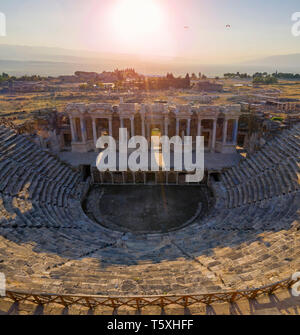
<box><xmin>112</xmin><ymin>0</ymin><xmax>163</xmax><ymax>40</ymax></box>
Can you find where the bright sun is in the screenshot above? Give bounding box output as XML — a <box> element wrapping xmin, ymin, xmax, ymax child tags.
<box><xmin>112</xmin><ymin>0</ymin><xmax>163</xmax><ymax>40</ymax></box>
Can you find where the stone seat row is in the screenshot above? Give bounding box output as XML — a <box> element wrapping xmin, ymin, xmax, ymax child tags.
<box><xmin>0</xmin><ymin>192</ymin><xmax>118</xmax><ymax>249</ymax></box>
<box><xmin>0</xmin><ymin>193</ymin><xmax>78</xmax><ymax>229</ymax></box>
<box><xmin>223</xmin><ymin>159</ymin><xmax>299</xmax><ymax>207</ymax></box>
<box><xmin>0</xmin><ymin>126</ymin><xmax>81</xmax><ymax>195</ymax></box>
<box><xmin>222</xmin><ymin>125</ymin><xmax>300</xmax><ymax>187</ymax></box>
<box><xmin>0</xmin><ymin>194</ymin><xmax>299</xmax><ymax>295</ymax></box>
<box><xmin>1</xmin><ymin>194</ymin><xmax>299</xmax><ymax>296</ymax></box>
<box><xmin>0</xmin><ymin>159</ymin><xmax>79</xmax><ymax>208</ymax></box>
<box><xmin>199</xmin><ymin>192</ymin><xmax>299</xmax><ymax>233</ymax></box>
<box><xmin>0</xmin><ymin>124</ymin><xmax>299</xmax><ymax>297</ymax></box>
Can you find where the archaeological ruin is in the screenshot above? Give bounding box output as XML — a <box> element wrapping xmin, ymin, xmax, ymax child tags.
<box><xmin>0</xmin><ymin>100</ymin><xmax>299</xmax><ymax>314</ymax></box>
<box><xmin>65</xmin><ymin>103</ymin><xmax>240</xmax><ymax>154</ymax></box>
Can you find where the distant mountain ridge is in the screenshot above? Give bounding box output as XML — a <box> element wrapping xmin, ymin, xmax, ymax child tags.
<box><xmin>0</xmin><ymin>44</ymin><xmax>181</xmax><ymax>64</ymax></box>
<box><xmin>0</xmin><ymin>44</ymin><xmax>300</xmax><ymax>76</ymax></box>
<box><xmin>0</xmin><ymin>44</ymin><xmax>190</xmax><ymax>76</ymax></box>
<box><xmin>243</xmin><ymin>53</ymin><xmax>300</xmax><ymax>70</ymax></box>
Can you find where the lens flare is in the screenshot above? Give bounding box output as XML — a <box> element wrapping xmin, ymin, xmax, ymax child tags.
<box><xmin>112</xmin><ymin>0</ymin><xmax>163</xmax><ymax>40</ymax></box>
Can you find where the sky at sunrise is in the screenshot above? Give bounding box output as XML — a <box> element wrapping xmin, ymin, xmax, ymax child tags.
<box><xmin>1</xmin><ymin>0</ymin><xmax>300</xmax><ymax>64</ymax></box>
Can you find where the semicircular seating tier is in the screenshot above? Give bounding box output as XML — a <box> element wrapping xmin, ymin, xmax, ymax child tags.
<box><xmin>0</xmin><ymin>124</ymin><xmax>299</xmax><ymax>296</ymax></box>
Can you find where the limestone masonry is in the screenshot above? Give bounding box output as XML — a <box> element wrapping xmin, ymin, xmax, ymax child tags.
<box><xmin>65</xmin><ymin>103</ymin><xmax>241</xmax><ymax>154</ymax></box>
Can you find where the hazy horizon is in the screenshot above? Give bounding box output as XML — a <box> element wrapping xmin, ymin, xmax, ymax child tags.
<box><xmin>1</xmin><ymin>0</ymin><xmax>300</xmax><ymax>76</ymax></box>
<box><xmin>0</xmin><ymin>43</ymin><xmax>300</xmax><ymax>77</ymax></box>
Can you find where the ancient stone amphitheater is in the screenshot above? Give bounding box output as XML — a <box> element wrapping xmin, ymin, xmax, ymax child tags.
<box><xmin>0</xmin><ymin>123</ymin><xmax>300</xmax><ymax>314</ymax></box>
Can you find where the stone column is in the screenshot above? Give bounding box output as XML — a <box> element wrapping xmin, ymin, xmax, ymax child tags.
<box><xmin>164</xmin><ymin>117</ymin><xmax>168</xmax><ymax>136</ymax></box>
<box><xmin>80</xmin><ymin>116</ymin><xmax>87</xmax><ymax>143</ymax></box>
<box><xmin>176</xmin><ymin>118</ymin><xmax>180</xmax><ymax>136</ymax></box>
<box><xmin>211</xmin><ymin>119</ymin><xmax>217</xmax><ymax>152</ymax></box>
<box><xmin>197</xmin><ymin>118</ymin><xmax>202</xmax><ymax>137</ymax></box>
<box><xmin>233</xmin><ymin>119</ymin><xmax>239</xmax><ymax>144</ymax></box>
<box><xmin>108</xmin><ymin>117</ymin><xmax>113</xmax><ymax>137</ymax></box>
<box><xmin>222</xmin><ymin>119</ymin><xmax>228</xmax><ymax>145</ymax></box>
<box><xmin>130</xmin><ymin>116</ymin><xmax>135</xmax><ymax>137</ymax></box>
<box><xmin>186</xmin><ymin>118</ymin><xmax>191</xmax><ymax>136</ymax></box>
<box><xmin>92</xmin><ymin>117</ymin><xmax>97</xmax><ymax>146</ymax></box>
<box><xmin>147</xmin><ymin>123</ymin><xmax>150</xmax><ymax>141</ymax></box>
<box><xmin>70</xmin><ymin>116</ymin><xmax>77</xmax><ymax>142</ymax></box>
<box><xmin>141</xmin><ymin>117</ymin><xmax>145</xmax><ymax>137</ymax></box>
<box><xmin>120</xmin><ymin>117</ymin><xmax>124</xmax><ymax>128</ymax></box>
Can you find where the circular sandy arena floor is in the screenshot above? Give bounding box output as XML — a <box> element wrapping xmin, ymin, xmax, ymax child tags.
<box><xmin>83</xmin><ymin>185</ymin><xmax>210</xmax><ymax>233</ymax></box>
